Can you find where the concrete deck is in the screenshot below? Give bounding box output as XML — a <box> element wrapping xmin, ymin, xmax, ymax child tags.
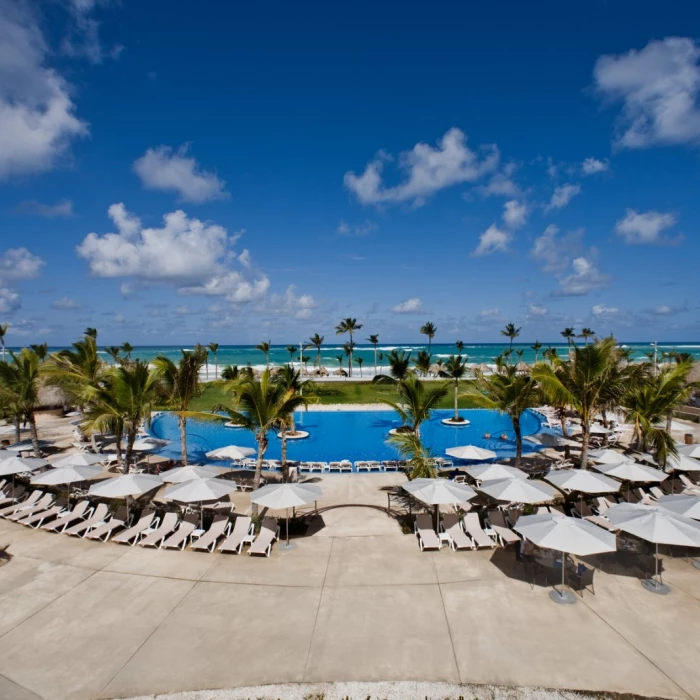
<box><xmin>1</xmin><ymin>499</ymin><xmax>700</xmax><ymax>700</ymax></box>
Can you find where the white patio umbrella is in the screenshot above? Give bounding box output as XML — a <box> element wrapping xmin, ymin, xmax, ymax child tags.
<box><xmin>514</xmin><ymin>513</ymin><xmax>616</xmax><ymax>604</ymax></box>
<box><xmin>525</xmin><ymin>433</ymin><xmax>579</xmax><ymax>448</ymax></box>
<box><xmin>250</xmin><ymin>482</ymin><xmax>323</xmax><ymax>548</ymax></box>
<box><xmin>465</xmin><ymin>463</ymin><xmax>528</xmax><ymax>482</ymax></box>
<box><xmin>479</xmin><ymin>477</ymin><xmax>556</xmax><ymax>504</ymax></box>
<box><xmin>403</xmin><ymin>478</ymin><xmax>477</xmax><ymax>533</ymax></box>
<box><xmin>162</xmin><ymin>464</ymin><xmax>224</xmax><ymax>483</ymax></box>
<box><xmin>5</xmin><ymin>439</ymin><xmax>53</xmax><ymax>454</ymax></box>
<box><xmin>677</xmin><ymin>444</ymin><xmax>700</xmax><ymax>459</ymax></box>
<box><xmin>164</xmin><ymin>477</ymin><xmax>237</xmax><ymax>528</ymax></box>
<box><xmin>589</xmin><ymin>448</ymin><xmax>635</xmax><ymax>465</ymax></box>
<box><xmin>589</xmin><ymin>424</ymin><xmax>611</xmax><ymax>435</ymax></box>
<box><xmin>657</xmin><ymin>494</ymin><xmax>700</xmax><ymax>520</ymax></box>
<box><xmin>546</xmin><ymin>468</ymin><xmax>621</xmax><ymax>514</ymax></box>
<box><xmin>446</xmin><ymin>445</ymin><xmax>497</xmax><ymax>462</ymax></box>
<box><xmin>592</xmin><ymin>460</ymin><xmax>667</xmax><ymax>501</ymax></box>
<box><xmin>131</xmin><ymin>437</ymin><xmax>169</xmax><ymax>451</ymax></box>
<box><xmin>31</xmin><ymin>464</ymin><xmax>104</xmax><ymax>485</ymax></box>
<box><xmin>607</xmin><ymin>502</ymin><xmax>700</xmax><ymax>594</ymax></box>
<box><xmin>205</xmin><ymin>445</ymin><xmax>256</xmax><ymax>461</ymax></box>
<box><xmin>664</xmin><ymin>453</ymin><xmax>700</xmax><ymax>472</ymax></box>
<box><xmin>50</xmin><ymin>453</ymin><xmax>106</xmax><ymax>469</ymax></box>
<box><xmin>0</xmin><ymin>456</ymin><xmax>49</xmax><ymax>488</ymax></box>
<box><xmin>88</xmin><ymin>473</ymin><xmax>163</xmax><ymax>520</ymax></box>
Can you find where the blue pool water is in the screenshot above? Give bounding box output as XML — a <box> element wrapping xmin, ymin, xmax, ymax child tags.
<box><xmin>148</xmin><ymin>409</ymin><xmax>545</xmax><ymax>466</ymax></box>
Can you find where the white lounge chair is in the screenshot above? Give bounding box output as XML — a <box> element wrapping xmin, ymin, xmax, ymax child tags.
<box><xmin>0</xmin><ymin>490</ymin><xmax>42</xmax><ymax>518</ymax></box>
<box><xmin>161</xmin><ymin>516</ymin><xmax>197</xmax><ymax>550</ymax></box>
<box><xmin>84</xmin><ymin>507</ymin><xmax>129</xmax><ymax>541</ymax></box>
<box><xmin>219</xmin><ymin>516</ymin><xmax>254</xmax><ymax>554</ymax></box>
<box><xmin>139</xmin><ymin>512</ymin><xmax>180</xmax><ymax>548</ymax></box>
<box><xmin>64</xmin><ymin>503</ymin><xmax>110</xmax><ymax>537</ymax></box>
<box><xmin>7</xmin><ymin>494</ymin><xmax>53</xmax><ymax>521</ymax></box>
<box><xmin>112</xmin><ymin>511</ymin><xmax>157</xmax><ymax>545</ymax></box>
<box><xmin>441</xmin><ymin>513</ymin><xmax>474</xmax><ymax>551</ymax></box>
<box><xmin>248</xmin><ymin>517</ymin><xmax>279</xmax><ymax>557</ymax></box>
<box><xmin>462</xmin><ymin>513</ymin><xmax>497</xmax><ymax>549</ymax></box>
<box><xmin>41</xmin><ymin>501</ymin><xmax>91</xmax><ymax>532</ymax></box>
<box><xmin>191</xmin><ymin>516</ymin><xmax>230</xmax><ymax>552</ymax></box>
<box><xmin>487</xmin><ymin>510</ymin><xmax>521</xmax><ymax>546</ymax></box>
<box><xmin>18</xmin><ymin>501</ymin><xmax>67</xmax><ymax>528</ymax></box>
<box><xmin>0</xmin><ymin>485</ymin><xmax>26</xmax><ymax>507</ymax></box>
<box><xmin>414</xmin><ymin>513</ymin><xmax>441</xmax><ymax>551</ymax></box>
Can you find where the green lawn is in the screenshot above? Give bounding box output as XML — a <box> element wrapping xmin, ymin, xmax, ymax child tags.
<box><xmin>191</xmin><ymin>380</ymin><xmax>481</xmax><ymax>411</ymax></box>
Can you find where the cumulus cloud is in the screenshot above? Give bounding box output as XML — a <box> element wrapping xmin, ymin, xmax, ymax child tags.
<box><xmin>391</xmin><ymin>297</ymin><xmax>423</xmax><ymax>314</ymax></box>
<box><xmin>61</xmin><ymin>0</ymin><xmax>122</xmax><ymax>64</ymax></box>
<box><xmin>478</xmin><ymin>308</ymin><xmax>500</xmax><ymax>319</ymax></box>
<box><xmin>0</xmin><ymin>246</ymin><xmax>45</xmax><ymax>314</ymax></box>
<box><xmin>336</xmin><ymin>220</ymin><xmax>377</xmax><ymax>236</ymax></box>
<box><xmin>133</xmin><ymin>145</ymin><xmax>228</xmax><ymax>203</ymax></box>
<box><xmin>554</xmin><ymin>257</ymin><xmax>610</xmax><ymax>296</ymax></box>
<box><xmin>472</xmin><ymin>224</ymin><xmax>510</xmax><ymax>256</ymax></box>
<box><xmin>502</xmin><ymin>200</ymin><xmax>527</xmax><ymax>229</ymax></box>
<box><xmin>265</xmin><ymin>285</ymin><xmax>318</xmax><ymax>320</ymax></box>
<box><xmin>591</xmin><ymin>304</ymin><xmax>619</xmax><ymax>317</ymax></box>
<box><xmin>593</xmin><ymin>37</ymin><xmax>700</xmax><ymax>148</ymax></box>
<box><xmin>615</xmin><ymin>208</ymin><xmax>679</xmax><ymax>244</ymax></box>
<box><xmin>545</xmin><ymin>183</ymin><xmax>581</xmax><ymax>211</ymax></box>
<box><xmin>51</xmin><ymin>297</ymin><xmax>80</xmax><ymax>310</ymax></box>
<box><xmin>344</xmin><ymin>128</ymin><xmax>499</xmax><ymax>206</ymax></box>
<box><xmin>474</xmin><ymin>169</ymin><xmax>520</xmax><ymax>198</ymax></box>
<box><xmin>77</xmin><ymin>203</ymin><xmax>270</xmax><ymax>304</ymax></box>
<box><xmin>527</xmin><ymin>303</ymin><xmax>548</xmax><ymax>316</ymax></box>
<box><xmin>15</xmin><ymin>199</ymin><xmax>74</xmax><ymax>217</ymax></box>
<box><xmin>0</xmin><ymin>288</ymin><xmax>20</xmax><ymax>313</ymax></box>
<box><xmin>581</xmin><ymin>157</ymin><xmax>610</xmax><ymax>175</ymax></box>
<box><xmin>0</xmin><ymin>0</ymin><xmax>88</xmax><ymax>179</ymax></box>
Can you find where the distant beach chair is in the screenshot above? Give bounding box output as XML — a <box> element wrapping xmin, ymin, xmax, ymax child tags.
<box><xmin>18</xmin><ymin>500</ymin><xmax>67</xmax><ymax>528</ymax></box>
<box><xmin>191</xmin><ymin>515</ymin><xmax>230</xmax><ymax>553</ymax></box>
<box><xmin>248</xmin><ymin>517</ymin><xmax>279</xmax><ymax>557</ymax></box>
<box><xmin>0</xmin><ymin>490</ymin><xmax>42</xmax><ymax>518</ymax></box>
<box><xmin>0</xmin><ymin>485</ymin><xmax>26</xmax><ymax>507</ymax></box>
<box><xmin>64</xmin><ymin>503</ymin><xmax>110</xmax><ymax>537</ymax></box>
<box><xmin>84</xmin><ymin>507</ymin><xmax>129</xmax><ymax>541</ymax></box>
<box><xmin>414</xmin><ymin>513</ymin><xmax>441</xmax><ymax>551</ymax></box>
<box><xmin>7</xmin><ymin>494</ymin><xmax>53</xmax><ymax>521</ymax></box>
<box><xmin>219</xmin><ymin>515</ymin><xmax>254</xmax><ymax>554</ymax></box>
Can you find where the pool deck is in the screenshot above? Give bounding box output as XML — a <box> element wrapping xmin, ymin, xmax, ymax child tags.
<box><xmin>1</xmin><ymin>471</ymin><xmax>700</xmax><ymax>700</ymax></box>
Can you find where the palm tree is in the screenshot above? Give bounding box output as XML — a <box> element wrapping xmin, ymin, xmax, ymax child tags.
<box><xmin>153</xmin><ymin>350</ymin><xmax>208</xmax><ymax>465</ymax></box>
<box><xmin>367</xmin><ymin>334</ymin><xmax>380</xmax><ymax>376</ymax></box>
<box><xmin>420</xmin><ymin>322</ymin><xmax>437</xmax><ymax>354</ymax></box>
<box><xmin>342</xmin><ymin>341</ymin><xmax>355</xmax><ymax>375</ymax></box>
<box><xmin>0</xmin><ymin>349</ymin><xmax>43</xmax><ymax>456</ymax></box>
<box><xmin>29</xmin><ymin>343</ymin><xmax>48</xmax><ymax>361</ymax></box>
<box><xmin>531</xmin><ymin>340</ymin><xmax>543</xmax><ymax>363</ymax></box>
<box><xmin>533</xmin><ymin>337</ymin><xmax>632</xmax><ymax>468</ymax></box>
<box><xmin>121</xmin><ymin>342</ymin><xmax>134</xmax><ymax>360</ymax></box>
<box><xmin>415</xmin><ymin>350</ymin><xmax>432</xmax><ymax>377</ymax></box>
<box><xmin>273</xmin><ymin>365</ymin><xmax>312</xmax><ymax>480</ymax></box>
<box><xmin>208</xmin><ymin>342</ymin><xmax>219</xmax><ymax>380</ymax></box>
<box><xmin>383</xmin><ymin>375</ymin><xmax>448</xmax><ymax>436</ymax></box>
<box><xmin>84</xmin><ymin>327</ymin><xmax>97</xmax><ymax>339</ymax></box>
<box><xmin>670</xmin><ymin>351</ymin><xmax>694</xmax><ymax>364</ymax></box>
<box><xmin>580</xmin><ymin>328</ymin><xmax>595</xmax><ymax>345</ymax></box>
<box><xmin>543</xmin><ymin>346</ymin><xmax>558</xmax><ymax>364</ymax></box>
<box><xmin>455</xmin><ymin>340</ymin><xmax>465</xmax><ymax>355</ymax></box>
<box><xmin>440</xmin><ymin>355</ymin><xmax>469</xmax><ymax>422</ymax></box>
<box><xmin>0</xmin><ymin>323</ymin><xmax>8</xmax><ymax>362</ymax></box>
<box><xmin>286</xmin><ymin>345</ymin><xmax>297</xmax><ymax>363</ymax></box>
<box><xmin>388</xmin><ymin>430</ymin><xmax>436</xmax><ymax>480</ymax></box>
<box><xmin>335</xmin><ymin>318</ymin><xmax>362</xmax><ymax>376</ymax></box>
<box><xmin>500</xmin><ymin>323</ymin><xmax>521</xmax><ymax>350</ymax></box>
<box><xmin>104</xmin><ymin>346</ymin><xmax>122</xmax><ymax>364</ymax></box>
<box><xmin>221</xmin><ymin>365</ymin><xmax>240</xmax><ymax>381</ymax></box>
<box><xmin>373</xmin><ymin>349</ymin><xmax>413</xmax><ymax>384</ymax></box>
<box><xmin>561</xmin><ymin>327</ymin><xmax>576</xmax><ymax>351</ymax></box>
<box><xmin>463</xmin><ymin>364</ymin><xmax>541</xmax><ymax>467</ymax></box>
<box><xmin>256</xmin><ymin>341</ymin><xmax>271</xmax><ymax>368</ymax></box>
<box><xmin>355</xmin><ymin>356</ymin><xmax>364</xmax><ymax>377</ymax></box>
<box><xmin>222</xmin><ymin>370</ymin><xmax>307</xmax><ymax>513</ymax></box>
<box><xmin>336</xmin><ymin>355</ymin><xmax>344</xmax><ymax>372</ymax></box>
<box><xmin>308</xmin><ymin>334</ymin><xmax>324</xmax><ymax>368</ymax></box>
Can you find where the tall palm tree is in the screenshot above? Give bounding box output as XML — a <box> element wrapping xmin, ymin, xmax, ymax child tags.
<box><xmin>420</xmin><ymin>322</ymin><xmax>437</xmax><ymax>354</ymax></box>
<box><xmin>208</xmin><ymin>342</ymin><xmax>219</xmax><ymax>380</ymax></box>
<box><xmin>335</xmin><ymin>318</ymin><xmax>362</xmax><ymax>376</ymax></box>
<box><xmin>388</xmin><ymin>430</ymin><xmax>436</xmax><ymax>480</ymax></box>
<box><xmin>580</xmin><ymin>328</ymin><xmax>595</xmax><ymax>345</ymax></box>
<box><xmin>373</xmin><ymin>349</ymin><xmax>413</xmax><ymax>384</ymax></box>
<box><xmin>256</xmin><ymin>340</ymin><xmax>271</xmax><ymax>368</ymax></box>
<box><xmin>0</xmin><ymin>349</ymin><xmax>43</xmax><ymax>456</ymax></box>
<box><xmin>308</xmin><ymin>334</ymin><xmax>324</xmax><ymax>368</ymax></box>
<box><xmin>355</xmin><ymin>356</ymin><xmax>364</xmax><ymax>377</ymax></box>
<box><xmin>152</xmin><ymin>350</ymin><xmax>208</xmax><ymax>465</ymax></box>
<box><xmin>463</xmin><ymin>364</ymin><xmax>541</xmax><ymax>467</ymax></box>
<box><xmin>533</xmin><ymin>337</ymin><xmax>632</xmax><ymax>468</ymax></box>
<box><xmin>335</xmin><ymin>355</ymin><xmax>344</xmax><ymax>372</ymax></box>
<box><xmin>0</xmin><ymin>323</ymin><xmax>8</xmax><ymax>362</ymax></box>
<box><xmin>531</xmin><ymin>340</ymin><xmax>543</xmax><ymax>363</ymax></box>
<box><xmin>367</xmin><ymin>334</ymin><xmax>379</xmax><ymax>376</ymax></box>
<box><xmin>414</xmin><ymin>350</ymin><xmax>432</xmax><ymax>377</ymax></box>
<box><xmin>383</xmin><ymin>375</ymin><xmax>448</xmax><ymax>436</ymax></box>
<box><xmin>543</xmin><ymin>346</ymin><xmax>558</xmax><ymax>364</ymax></box>
<box><xmin>273</xmin><ymin>365</ymin><xmax>312</xmax><ymax>480</ymax></box>
<box><xmin>342</xmin><ymin>341</ymin><xmax>355</xmax><ymax>375</ymax></box>
<box><xmin>29</xmin><ymin>343</ymin><xmax>48</xmax><ymax>361</ymax></box>
<box><xmin>561</xmin><ymin>327</ymin><xmax>576</xmax><ymax>350</ymax></box>
<box><xmin>104</xmin><ymin>346</ymin><xmax>122</xmax><ymax>364</ymax></box>
<box><xmin>286</xmin><ymin>345</ymin><xmax>297</xmax><ymax>363</ymax></box>
<box><xmin>84</xmin><ymin>327</ymin><xmax>97</xmax><ymax>339</ymax></box>
<box><xmin>440</xmin><ymin>354</ymin><xmax>469</xmax><ymax>422</ymax></box>
<box><xmin>455</xmin><ymin>340</ymin><xmax>465</xmax><ymax>355</ymax></box>
<box><xmin>121</xmin><ymin>342</ymin><xmax>134</xmax><ymax>360</ymax></box>
<box><xmin>222</xmin><ymin>370</ymin><xmax>307</xmax><ymax>512</ymax></box>
<box><xmin>500</xmin><ymin>323</ymin><xmax>521</xmax><ymax>350</ymax></box>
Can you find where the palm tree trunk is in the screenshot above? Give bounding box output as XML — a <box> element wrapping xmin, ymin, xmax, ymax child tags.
<box><xmin>579</xmin><ymin>425</ymin><xmax>590</xmax><ymax>469</ymax></box>
<box><xmin>115</xmin><ymin>433</ymin><xmax>123</xmax><ymax>472</ymax></box>
<box><xmin>214</xmin><ymin>353</ymin><xmax>218</xmax><ymax>380</ymax></box>
<box><xmin>454</xmin><ymin>381</ymin><xmax>459</xmax><ymax>421</ymax></box>
<box><xmin>666</xmin><ymin>412</ymin><xmax>673</xmax><ymax>434</ymax></box>
<box><xmin>14</xmin><ymin>417</ymin><xmax>20</xmax><ymax>444</ymax></box>
<box><xmin>125</xmin><ymin>429</ymin><xmax>136</xmax><ymax>472</ymax></box>
<box><xmin>374</xmin><ymin>346</ymin><xmax>377</xmax><ymax>377</ymax></box>
<box><xmin>513</xmin><ymin>416</ymin><xmax>523</xmax><ymax>467</ymax></box>
<box><xmin>559</xmin><ymin>408</ymin><xmax>568</xmax><ymax>438</ymax></box>
<box><xmin>281</xmin><ymin>433</ymin><xmax>288</xmax><ymax>482</ymax></box>
<box><xmin>29</xmin><ymin>413</ymin><xmax>40</xmax><ymax>457</ymax></box>
<box><xmin>179</xmin><ymin>414</ymin><xmax>188</xmax><ymax>465</ymax></box>
<box><xmin>251</xmin><ymin>434</ymin><xmax>268</xmax><ymax>516</ymax></box>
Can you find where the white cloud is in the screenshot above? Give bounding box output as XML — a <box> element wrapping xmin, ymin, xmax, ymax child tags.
<box><xmin>478</xmin><ymin>307</ymin><xmax>500</xmax><ymax>319</ymax></box>
<box><xmin>527</xmin><ymin>303</ymin><xmax>548</xmax><ymax>316</ymax></box>
<box><xmin>133</xmin><ymin>145</ymin><xmax>228</xmax><ymax>203</ymax></box>
<box><xmin>472</xmin><ymin>224</ymin><xmax>510</xmax><ymax>256</ymax></box>
<box><xmin>336</xmin><ymin>220</ymin><xmax>377</xmax><ymax>236</ymax></box>
<box><xmin>391</xmin><ymin>297</ymin><xmax>423</xmax><ymax>314</ymax></box>
<box><xmin>175</xmin><ymin>305</ymin><xmax>190</xmax><ymax>315</ymax></box>
<box><xmin>555</xmin><ymin>257</ymin><xmax>610</xmax><ymax>296</ymax></box>
<box><xmin>615</xmin><ymin>208</ymin><xmax>679</xmax><ymax>244</ymax></box>
<box><xmin>0</xmin><ymin>288</ymin><xmax>20</xmax><ymax>313</ymax></box>
<box><xmin>0</xmin><ymin>247</ymin><xmax>45</xmax><ymax>282</ymax></box>
<box><xmin>61</xmin><ymin>0</ymin><xmax>122</xmax><ymax>64</ymax></box>
<box><xmin>531</xmin><ymin>224</ymin><xmax>585</xmax><ymax>273</ymax></box>
<box><xmin>15</xmin><ymin>199</ymin><xmax>74</xmax><ymax>217</ymax></box>
<box><xmin>77</xmin><ymin>203</ymin><xmax>270</xmax><ymax>304</ymax></box>
<box><xmin>344</xmin><ymin>128</ymin><xmax>499</xmax><ymax>205</ymax></box>
<box><xmin>545</xmin><ymin>183</ymin><xmax>581</xmax><ymax>211</ymax></box>
<box><xmin>592</xmin><ymin>304</ymin><xmax>619</xmax><ymax>317</ymax></box>
<box><xmin>0</xmin><ymin>0</ymin><xmax>88</xmax><ymax>179</ymax></box>
<box><xmin>51</xmin><ymin>297</ymin><xmax>79</xmax><ymax>310</ymax></box>
<box><xmin>475</xmin><ymin>171</ymin><xmax>520</xmax><ymax>198</ymax></box>
<box><xmin>581</xmin><ymin>157</ymin><xmax>610</xmax><ymax>175</ymax></box>
<box><xmin>265</xmin><ymin>285</ymin><xmax>318</xmax><ymax>320</ymax></box>
<box><xmin>502</xmin><ymin>200</ymin><xmax>527</xmax><ymax>229</ymax></box>
<box><xmin>593</xmin><ymin>37</ymin><xmax>700</xmax><ymax>148</ymax></box>
<box><xmin>238</xmin><ymin>249</ymin><xmax>252</xmax><ymax>268</ymax></box>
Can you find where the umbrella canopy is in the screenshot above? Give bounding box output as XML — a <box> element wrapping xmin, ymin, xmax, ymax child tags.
<box><xmin>589</xmin><ymin>424</ymin><xmax>611</xmax><ymax>435</ymax></box>
<box><xmin>88</xmin><ymin>473</ymin><xmax>163</xmax><ymax>498</ymax></box>
<box><xmin>250</xmin><ymin>482</ymin><xmax>323</xmax><ymax>509</ymax></box>
<box><xmin>677</xmin><ymin>444</ymin><xmax>700</xmax><ymax>459</ymax></box>
<box><xmin>445</xmin><ymin>445</ymin><xmax>497</xmax><ymax>461</ymax></box>
<box><xmin>0</xmin><ymin>456</ymin><xmax>49</xmax><ymax>476</ymax></box>
<box><xmin>403</xmin><ymin>478</ymin><xmax>477</xmax><ymax>505</ymax></box>
<box><xmin>664</xmin><ymin>453</ymin><xmax>700</xmax><ymax>472</ymax></box>
<box><xmin>465</xmin><ymin>463</ymin><xmax>528</xmax><ymax>482</ymax></box>
<box><xmin>607</xmin><ymin>502</ymin><xmax>700</xmax><ymax>547</ymax></box>
<box><xmin>164</xmin><ymin>477</ymin><xmax>237</xmax><ymax>503</ymax></box>
<box><xmin>525</xmin><ymin>433</ymin><xmax>579</xmax><ymax>448</ymax></box>
<box><xmin>657</xmin><ymin>494</ymin><xmax>700</xmax><ymax>520</ymax></box>
<box><xmin>589</xmin><ymin>448</ymin><xmax>635</xmax><ymax>465</ymax></box>
<box><xmin>546</xmin><ymin>469</ymin><xmax>621</xmax><ymax>494</ymax></box>
<box><xmin>514</xmin><ymin>513</ymin><xmax>616</xmax><ymax>557</ymax></box>
<box><xmin>205</xmin><ymin>445</ymin><xmax>256</xmax><ymax>461</ymax></box>
<box><xmin>5</xmin><ymin>439</ymin><xmax>53</xmax><ymax>452</ymax></box>
<box><xmin>593</xmin><ymin>460</ymin><xmax>667</xmax><ymax>483</ymax></box>
<box><xmin>162</xmin><ymin>464</ymin><xmax>225</xmax><ymax>483</ymax></box>
<box><xmin>31</xmin><ymin>464</ymin><xmax>104</xmax><ymax>485</ymax></box>
<box><xmin>131</xmin><ymin>437</ymin><xmax>169</xmax><ymax>452</ymax></box>
<box><xmin>479</xmin><ymin>477</ymin><xmax>556</xmax><ymax>504</ymax></box>
<box><xmin>50</xmin><ymin>453</ymin><xmax>106</xmax><ymax>469</ymax></box>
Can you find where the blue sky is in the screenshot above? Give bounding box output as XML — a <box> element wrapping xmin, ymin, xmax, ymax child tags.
<box><xmin>1</xmin><ymin>0</ymin><xmax>699</xmax><ymax>346</ymax></box>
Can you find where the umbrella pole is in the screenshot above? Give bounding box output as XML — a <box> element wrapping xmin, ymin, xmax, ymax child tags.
<box><xmin>126</xmin><ymin>495</ymin><xmax>130</xmax><ymax>522</ymax></box>
<box><xmin>286</xmin><ymin>507</ymin><xmax>290</xmax><ymax>546</ymax></box>
<box><xmin>435</xmin><ymin>504</ymin><xmax>439</xmax><ymax>535</ymax></box>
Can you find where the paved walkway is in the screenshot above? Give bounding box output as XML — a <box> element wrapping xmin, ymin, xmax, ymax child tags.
<box><xmin>1</xmin><ymin>509</ymin><xmax>700</xmax><ymax>700</ymax></box>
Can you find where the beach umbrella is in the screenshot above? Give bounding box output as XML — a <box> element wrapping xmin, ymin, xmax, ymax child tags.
<box><xmin>162</xmin><ymin>464</ymin><xmax>225</xmax><ymax>483</ymax></box>
<box><xmin>403</xmin><ymin>478</ymin><xmax>477</xmax><ymax>533</ymax></box>
<box><xmin>525</xmin><ymin>433</ymin><xmax>578</xmax><ymax>448</ymax></box>
<box><xmin>31</xmin><ymin>464</ymin><xmax>104</xmax><ymax>485</ymax></box>
<box><xmin>589</xmin><ymin>448</ymin><xmax>635</xmax><ymax>465</ymax></box>
<box><xmin>205</xmin><ymin>445</ymin><xmax>256</xmax><ymax>461</ymax></box>
<box><xmin>164</xmin><ymin>477</ymin><xmax>237</xmax><ymax>528</ymax></box>
<box><xmin>5</xmin><ymin>439</ymin><xmax>53</xmax><ymax>454</ymax></box>
<box><xmin>592</xmin><ymin>461</ymin><xmax>667</xmax><ymax>501</ymax></box>
<box><xmin>89</xmin><ymin>473</ymin><xmax>163</xmax><ymax>520</ymax></box>
<box><xmin>50</xmin><ymin>453</ymin><xmax>105</xmax><ymax>468</ymax></box>
<box><xmin>677</xmin><ymin>444</ymin><xmax>700</xmax><ymax>459</ymax></box>
<box><xmin>446</xmin><ymin>445</ymin><xmax>497</xmax><ymax>462</ymax></box>
<box><xmin>664</xmin><ymin>453</ymin><xmax>700</xmax><ymax>472</ymax></box>
<box><xmin>546</xmin><ymin>468</ymin><xmax>621</xmax><ymax>513</ymax></box>
<box><xmin>514</xmin><ymin>513</ymin><xmax>616</xmax><ymax>604</ymax></box>
<box><xmin>131</xmin><ymin>437</ymin><xmax>169</xmax><ymax>451</ymax></box>
<box><xmin>479</xmin><ymin>477</ymin><xmax>556</xmax><ymax>504</ymax></box>
<box><xmin>250</xmin><ymin>482</ymin><xmax>323</xmax><ymax>548</ymax></box>
<box><xmin>607</xmin><ymin>502</ymin><xmax>700</xmax><ymax>594</ymax></box>
<box><xmin>589</xmin><ymin>424</ymin><xmax>611</xmax><ymax>435</ymax></box>
<box><xmin>657</xmin><ymin>494</ymin><xmax>700</xmax><ymax>520</ymax></box>
<box><xmin>0</xmin><ymin>456</ymin><xmax>49</xmax><ymax>488</ymax></box>
<box><xmin>465</xmin><ymin>463</ymin><xmax>528</xmax><ymax>482</ymax></box>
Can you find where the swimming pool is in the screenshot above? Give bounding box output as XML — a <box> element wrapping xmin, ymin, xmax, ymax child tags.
<box><xmin>148</xmin><ymin>409</ymin><xmax>545</xmax><ymax>466</ymax></box>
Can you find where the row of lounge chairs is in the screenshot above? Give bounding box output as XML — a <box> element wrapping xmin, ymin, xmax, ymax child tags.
<box><xmin>234</xmin><ymin>458</ymin><xmax>407</xmax><ymax>473</ymax></box>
